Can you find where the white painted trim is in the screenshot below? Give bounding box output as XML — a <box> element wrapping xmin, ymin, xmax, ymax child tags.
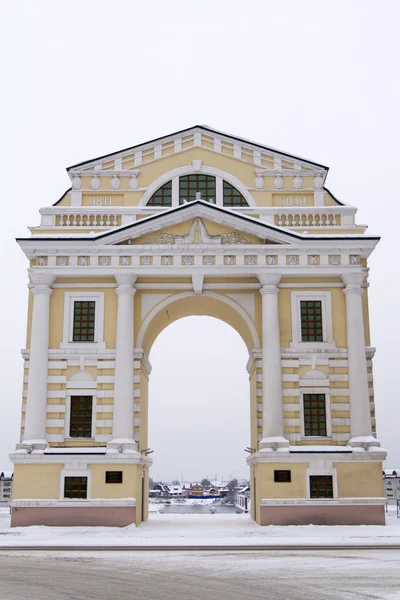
<box><xmin>305</xmin><ymin>467</ymin><xmax>338</xmax><ymax>499</ymax></box>
<box><xmin>290</xmin><ymin>291</ymin><xmax>334</xmax><ymax>349</ymax></box>
<box><xmin>280</xmin><ymin>283</ymin><xmax>344</xmax><ymax>288</ymax></box>
<box><xmin>10</xmin><ymin>451</ymin><xmax>151</xmax><ymax>466</ymax></box>
<box><xmin>138</xmin><ymin>165</ymin><xmax>256</xmax><ymax>207</ymax></box>
<box><xmin>136</xmin><ymin>290</ymin><xmax>260</xmax><ymax>350</ymax></box>
<box><xmin>260</xmin><ymin>497</ymin><xmax>385</xmax><ymax>506</ymax></box>
<box><xmin>60</xmin><ymin>468</ymin><xmax>92</xmax><ymax>500</ymax></box>
<box><xmin>12</xmin><ymin>498</ymin><xmax>136</xmax><ymax>508</ymax></box>
<box><xmin>300</xmin><ymin>388</ymin><xmax>332</xmax><ymax>438</ymax></box>
<box><xmin>53</xmin><ymin>283</ymin><xmax>117</xmax><ymax>288</ymax></box>
<box><xmin>61</xmin><ymin>291</ymin><xmax>106</xmax><ymax>349</ymax></box>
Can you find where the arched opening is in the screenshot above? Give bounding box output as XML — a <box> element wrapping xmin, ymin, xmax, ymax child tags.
<box><xmin>147</xmin><ymin>316</ymin><xmax>250</xmax><ymax>511</ymax></box>
<box><xmin>147</xmin><ymin>175</ymin><xmax>249</xmax><ymax>207</ymax></box>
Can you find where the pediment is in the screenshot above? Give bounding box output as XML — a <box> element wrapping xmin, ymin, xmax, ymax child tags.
<box><xmin>118</xmin><ymin>218</ymin><xmax>266</xmax><ymax>246</ymax></box>
<box><xmin>98</xmin><ymin>201</ymin><xmax>299</xmax><ymax>247</ymax></box>
<box><xmin>67</xmin><ymin>125</ymin><xmax>328</xmax><ymax>177</ymax></box>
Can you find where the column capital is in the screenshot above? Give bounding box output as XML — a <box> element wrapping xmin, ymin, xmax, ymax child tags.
<box><xmin>28</xmin><ymin>270</ymin><xmax>56</xmax><ymax>295</ymax></box>
<box><xmin>341</xmin><ymin>272</ymin><xmax>365</xmax><ymax>295</ymax></box>
<box><xmin>258</xmin><ymin>272</ymin><xmax>281</xmax><ymax>294</ymax></box>
<box><xmin>115</xmin><ymin>271</ymin><xmax>137</xmax><ymax>295</ymax></box>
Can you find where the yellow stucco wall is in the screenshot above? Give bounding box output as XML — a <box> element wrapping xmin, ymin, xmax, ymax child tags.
<box><xmin>335</xmin><ymin>462</ymin><xmax>384</xmax><ymax>497</ymax></box>
<box><xmin>13</xmin><ymin>464</ymin><xmax>61</xmax><ymax>499</ymax></box>
<box><xmin>90</xmin><ymin>464</ymin><xmax>139</xmax><ymax>499</ymax></box>
<box><xmin>256</xmin><ymin>463</ymin><xmax>308</xmax><ymax>499</ymax></box>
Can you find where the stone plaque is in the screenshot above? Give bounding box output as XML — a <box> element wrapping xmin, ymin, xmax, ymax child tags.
<box><xmin>105</xmin><ymin>471</ymin><xmax>123</xmax><ymax>484</ymax></box>
<box><xmin>274</xmin><ymin>470</ymin><xmax>291</xmax><ymax>483</ymax></box>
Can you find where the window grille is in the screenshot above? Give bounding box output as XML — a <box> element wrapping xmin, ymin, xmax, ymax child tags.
<box><xmin>309</xmin><ymin>475</ymin><xmax>333</xmax><ymax>498</ymax></box>
<box><xmin>69</xmin><ymin>396</ymin><xmax>93</xmax><ymax>438</ymax></box>
<box><xmin>64</xmin><ymin>476</ymin><xmax>88</xmax><ymax>499</ymax></box>
<box><xmin>223</xmin><ymin>181</ymin><xmax>248</xmax><ymax>206</ymax></box>
<box><xmin>300</xmin><ymin>300</ymin><xmax>323</xmax><ymax>341</ymax></box>
<box><xmin>148</xmin><ymin>181</ymin><xmax>172</xmax><ymax>206</ymax></box>
<box><xmin>303</xmin><ymin>394</ymin><xmax>327</xmax><ymax>436</ymax></box>
<box><xmin>73</xmin><ymin>301</ymin><xmax>95</xmax><ymax>342</ymax></box>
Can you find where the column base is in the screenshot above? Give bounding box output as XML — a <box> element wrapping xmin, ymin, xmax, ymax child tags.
<box><xmin>15</xmin><ymin>440</ymin><xmax>48</xmax><ymax>453</ymax></box>
<box><xmin>106</xmin><ymin>438</ymin><xmax>139</xmax><ymax>454</ymax></box>
<box><xmin>347</xmin><ymin>435</ymin><xmax>381</xmax><ymax>450</ymax></box>
<box><xmin>258</xmin><ymin>436</ymin><xmax>290</xmax><ymax>451</ymax></box>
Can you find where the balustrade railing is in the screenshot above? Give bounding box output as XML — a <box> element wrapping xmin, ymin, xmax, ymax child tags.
<box><xmin>38</xmin><ymin>205</ymin><xmax>357</xmax><ymax>230</ymax></box>
<box><xmin>274</xmin><ymin>212</ymin><xmax>341</xmax><ymax>227</ymax></box>
<box><xmin>56</xmin><ymin>213</ymin><xmax>122</xmax><ymax>227</ymax></box>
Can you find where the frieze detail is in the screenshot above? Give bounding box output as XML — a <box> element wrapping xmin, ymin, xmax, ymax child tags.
<box><xmin>142</xmin><ymin>218</ymin><xmax>252</xmax><ymax>245</ymax></box>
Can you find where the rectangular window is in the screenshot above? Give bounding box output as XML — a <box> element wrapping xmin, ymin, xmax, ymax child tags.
<box><xmin>309</xmin><ymin>475</ymin><xmax>333</xmax><ymax>498</ymax></box>
<box><xmin>69</xmin><ymin>396</ymin><xmax>93</xmax><ymax>438</ymax></box>
<box><xmin>72</xmin><ymin>301</ymin><xmax>95</xmax><ymax>342</ymax></box>
<box><xmin>300</xmin><ymin>300</ymin><xmax>323</xmax><ymax>342</ymax></box>
<box><xmin>64</xmin><ymin>476</ymin><xmax>88</xmax><ymax>499</ymax></box>
<box><xmin>303</xmin><ymin>394</ymin><xmax>327</xmax><ymax>436</ymax></box>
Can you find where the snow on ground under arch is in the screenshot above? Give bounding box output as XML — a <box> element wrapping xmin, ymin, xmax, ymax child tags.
<box><xmin>1</xmin><ymin>506</ymin><xmax>400</xmax><ymax>547</ymax></box>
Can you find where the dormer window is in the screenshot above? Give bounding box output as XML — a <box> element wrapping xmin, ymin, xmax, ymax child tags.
<box><xmin>147</xmin><ymin>176</ymin><xmax>248</xmax><ymax>207</ymax></box>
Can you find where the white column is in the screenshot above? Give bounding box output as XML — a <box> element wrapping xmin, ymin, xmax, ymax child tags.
<box><xmin>258</xmin><ymin>273</ymin><xmax>288</xmax><ymax>449</ymax></box>
<box><xmin>342</xmin><ymin>273</ymin><xmax>378</xmax><ymax>448</ymax></box>
<box><xmin>23</xmin><ymin>272</ymin><xmax>56</xmax><ymax>450</ymax></box>
<box><xmin>108</xmin><ymin>272</ymin><xmax>137</xmax><ymax>451</ymax></box>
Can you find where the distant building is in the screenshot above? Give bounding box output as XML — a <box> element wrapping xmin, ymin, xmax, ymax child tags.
<box><xmin>383</xmin><ymin>470</ymin><xmax>400</xmax><ymax>503</ymax></box>
<box><xmin>189</xmin><ymin>484</ymin><xmax>204</xmax><ymax>497</ymax></box>
<box><xmin>180</xmin><ymin>483</ymin><xmax>191</xmax><ymax>498</ymax></box>
<box><xmin>0</xmin><ymin>472</ymin><xmax>12</xmax><ymax>503</ymax></box>
<box><xmin>153</xmin><ymin>484</ymin><xmax>170</xmax><ymax>495</ymax></box>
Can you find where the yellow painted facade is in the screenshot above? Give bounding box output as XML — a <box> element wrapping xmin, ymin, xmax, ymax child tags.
<box><xmin>11</xmin><ymin>126</ymin><xmax>385</xmax><ymax>527</ymax></box>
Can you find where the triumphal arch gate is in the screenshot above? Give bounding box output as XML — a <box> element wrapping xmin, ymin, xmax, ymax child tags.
<box><xmin>10</xmin><ymin>126</ymin><xmax>386</xmax><ymax>527</ymax></box>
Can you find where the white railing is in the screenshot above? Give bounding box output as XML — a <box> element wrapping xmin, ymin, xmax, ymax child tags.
<box><xmin>241</xmin><ymin>206</ymin><xmax>357</xmax><ymax>228</ymax></box>
<box><xmin>37</xmin><ymin>205</ymin><xmax>357</xmax><ymax>230</ymax></box>
<box><xmin>57</xmin><ymin>212</ymin><xmax>121</xmax><ymax>228</ymax></box>
<box><xmin>276</xmin><ymin>212</ymin><xmax>340</xmax><ymax>227</ymax></box>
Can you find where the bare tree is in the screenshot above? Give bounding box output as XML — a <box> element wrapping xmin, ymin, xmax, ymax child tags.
<box><xmin>201</xmin><ymin>478</ymin><xmax>211</xmax><ymax>488</ymax></box>
<box><xmin>226</xmin><ymin>478</ymin><xmax>239</xmax><ymax>502</ymax></box>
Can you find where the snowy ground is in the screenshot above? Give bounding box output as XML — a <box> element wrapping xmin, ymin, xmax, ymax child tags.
<box><xmin>1</xmin><ymin>506</ymin><xmax>400</xmax><ymax>547</ymax></box>
<box><xmin>0</xmin><ymin>549</ymin><xmax>399</xmax><ymax>599</ymax></box>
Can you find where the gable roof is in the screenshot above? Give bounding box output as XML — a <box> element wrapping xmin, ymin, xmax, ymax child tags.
<box><xmin>66</xmin><ymin>125</ymin><xmax>329</xmax><ymax>173</ymax></box>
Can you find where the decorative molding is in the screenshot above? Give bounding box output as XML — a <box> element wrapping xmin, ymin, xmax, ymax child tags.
<box><xmin>136</xmin><ymin>290</ymin><xmax>260</xmax><ymax>350</ymax></box>
<box><xmin>142</xmin><ymin>218</ymin><xmax>252</xmax><ymax>246</ymax></box>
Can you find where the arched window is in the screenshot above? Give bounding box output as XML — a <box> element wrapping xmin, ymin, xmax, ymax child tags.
<box><xmin>146</xmin><ymin>175</ymin><xmax>249</xmax><ymax>207</ymax></box>
<box><xmin>223</xmin><ymin>181</ymin><xmax>248</xmax><ymax>207</ymax></box>
<box><xmin>148</xmin><ymin>181</ymin><xmax>172</xmax><ymax>206</ymax></box>
<box><xmin>179</xmin><ymin>175</ymin><xmax>216</xmax><ymax>204</ymax></box>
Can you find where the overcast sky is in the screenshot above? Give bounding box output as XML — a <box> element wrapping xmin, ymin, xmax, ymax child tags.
<box><xmin>1</xmin><ymin>1</ymin><xmax>399</xmax><ymax>479</ymax></box>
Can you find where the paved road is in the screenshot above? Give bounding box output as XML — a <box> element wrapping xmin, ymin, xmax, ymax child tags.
<box><xmin>0</xmin><ymin>550</ymin><xmax>399</xmax><ymax>600</ymax></box>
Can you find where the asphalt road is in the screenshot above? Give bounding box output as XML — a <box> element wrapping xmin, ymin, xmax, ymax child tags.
<box><xmin>0</xmin><ymin>549</ymin><xmax>399</xmax><ymax>600</ymax></box>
